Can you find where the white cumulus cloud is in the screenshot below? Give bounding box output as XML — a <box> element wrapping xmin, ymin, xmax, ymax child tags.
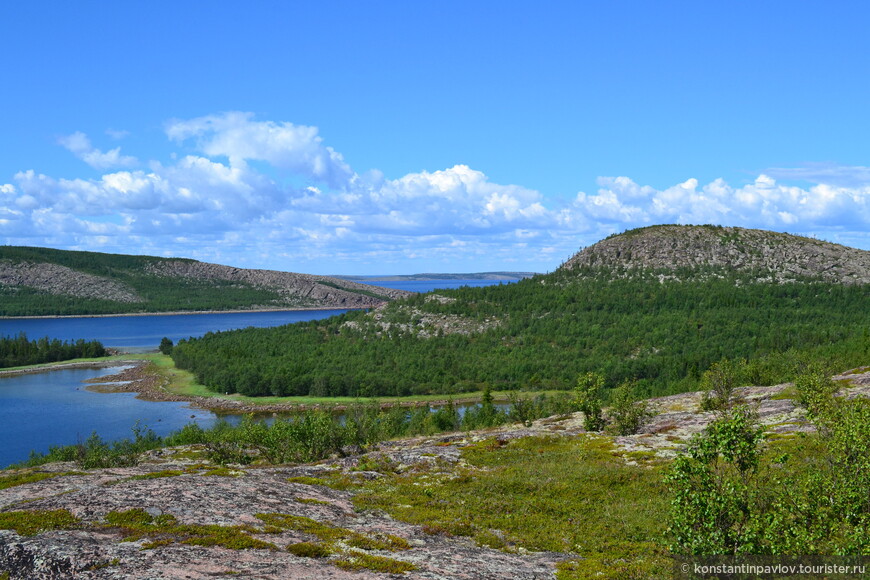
<box><xmin>165</xmin><ymin>112</ymin><xmax>354</xmax><ymax>189</ymax></box>
<box><xmin>573</xmin><ymin>174</ymin><xmax>870</xmax><ymax>232</ymax></box>
<box><xmin>58</xmin><ymin>132</ymin><xmax>138</xmax><ymax>170</ymax></box>
<box><xmin>7</xmin><ymin>113</ymin><xmax>870</xmax><ymax>272</ymax></box>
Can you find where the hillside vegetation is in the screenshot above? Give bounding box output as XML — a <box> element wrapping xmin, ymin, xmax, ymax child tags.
<box><xmin>0</xmin><ymin>246</ymin><xmax>409</xmax><ymax>316</ymax></box>
<box><xmin>171</xmin><ymin>225</ymin><xmax>870</xmax><ymax>399</ymax></box>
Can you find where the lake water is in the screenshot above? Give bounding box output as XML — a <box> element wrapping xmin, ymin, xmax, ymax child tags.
<box><xmin>0</xmin><ymin>310</ymin><xmax>351</xmax><ymax>352</ymax></box>
<box><xmin>0</xmin><ymin>278</ymin><xmax>519</xmax><ymax>467</ymax></box>
<box><xmin>0</xmin><ymin>279</ymin><xmax>520</xmax><ymax>351</ymax></box>
<box><xmin>0</xmin><ymin>365</ymin><xmax>227</xmax><ymax>467</ymax></box>
<box><xmin>0</xmin><ymin>363</ymin><xmax>508</xmax><ymax>467</ymax></box>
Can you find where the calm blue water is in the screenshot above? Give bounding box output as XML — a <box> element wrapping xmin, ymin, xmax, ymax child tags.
<box><xmin>0</xmin><ymin>279</ymin><xmax>519</xmax><ymax>467</ymax></box>
<box><xmin>0</xmin><ymin>363</ymin><xmax>508</xmax><ymax>467</ymax></box>
<box><xmin>0</xmin><ymin>279</ymin><xmax>519</xmax><ymax>350</ymax></box>
<box><xmin>0</xmin><ymin>310</ymin><xmax>349</xmax><ymax>351</ymax></box>
<box><xmin>0</xmin><ymin>365</ymin><xmax>227</xmax><ymax>467</ymax></box>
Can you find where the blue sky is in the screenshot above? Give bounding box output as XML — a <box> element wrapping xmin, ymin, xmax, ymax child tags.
<box><xmin>3</xmin><ymin>1</ymin><xmax>870</xmax><ymax>275</ymax></box>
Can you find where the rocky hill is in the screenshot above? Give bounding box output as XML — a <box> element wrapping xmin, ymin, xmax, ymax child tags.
<box><xmin>564</xmin><ymin>225</ymin><xmax>870</xmax><ymax>284</ymax></box>
<box><xmin>0</xmin><ymin>247</ymin><xmax>411</xmax><ymax>316</ymax></box>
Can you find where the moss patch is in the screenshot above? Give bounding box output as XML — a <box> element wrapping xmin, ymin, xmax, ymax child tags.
<box><xmin>287</xmin><ymin>541</ymin><xmax>332</xmax><ymax>558</ymax></box>
<box><xmin>622</xmin><ymin>450</ymin><xmax>662</xmax><ymax>464</ymax></box>
<box><xmin>352</xmin><ymin>454</ymin><xmax>400</xmax><ymax>474</ymax></box>
<box><xmin>0</xmin><ymin>509</ymin><xmax>80</xmax><ymax>536</ymax></box>
<box><xmin>334</xmin><ymin>552</ymin><xmax>418</xmax><ymax>574</ymax></box>
<box><xmin>103</xmin><ymin>509</ymin><xmax>276</xmax><ymax>550</ymax></box>
<box><xmin>286</xmin><ymin>475</ymin><xmax>327</xmax><ymax>486</ymax></box>
<box><xmin>254</xmin><ymin>513</ymin><xmax>410</xmax><ymax>551</ymax></box>
<box><xmin>770</xmin><ymin>386</ymin><xmax>799</xmax><ymax>400</ymax></box>
<box><xmin>0</xmin><ymin>471</ymin><xmax>85</xmax><ymax>490</ymax></box>
<box><xmin>557</xmin><ymin>540</ymin><xmax>671</xmax><ymax>580</ymax></box>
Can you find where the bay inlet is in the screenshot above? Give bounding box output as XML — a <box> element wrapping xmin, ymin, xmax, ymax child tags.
<box><xmin>0</xmin><ymin>279</ymin><xmax>520</xmax><ymax>467</ymax></box>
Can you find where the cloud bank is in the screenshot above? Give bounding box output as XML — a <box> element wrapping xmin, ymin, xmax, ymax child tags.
<box><xmin>4</xmin><ymin>112</ymin><xmax>870</xmax><ymax>273</ymax></box>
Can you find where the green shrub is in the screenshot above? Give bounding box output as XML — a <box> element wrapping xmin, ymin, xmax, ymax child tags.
<box><xmin>699</xmin><ymin>358</ymin><xmax>742</xmax><ymax>411</ymax></box>
<box><xmin>159</xmin><ymin>337</ymin><xmax>174</xmax><ymax>355</ymax></box>
<box><xmin>463</xmin><ymin>386</ymin><xmax>504</xmax><ymax>429</ymax></box>
<box><xmin>793</xmin><ymin>367</ymin><xmax>838</xmax><ymax>420</ymax></box>
<box><xmin>665</xmin><ymin>406</ymin><xmax>764</xmax><ymax>554</ymax></box>
<box><xmin>667</xmin><ymin>392</ymin><xmax>870</xmax><ymax>556</ymax></box>
<box><xmin>574</xmin><ymin>372</ymin><xmax>605</xmax><ymax>431</ymax></box>
<box><xmin>607</xmin><ymin>381</ymin><xmax>651</xmax><ymax>436</ymax></box>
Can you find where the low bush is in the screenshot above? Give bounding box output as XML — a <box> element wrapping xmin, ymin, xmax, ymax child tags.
<box><xmin>699</xmin><ymin>358</ymin><xmax>743</xmax><ymax>411</ymax></box>
<box><xmin>606</xmin><ymin>381</ymin><xmax>652</xmax><ymax>436</ymax></box>
<box><xmin>574</xmin><ymin>372</ymin><xmax>605</xmax><ymax>431</ymax></box>
<box><xmin>667</xmin><ymin>372</ymin><xmax>870</xmax><ymax>555</ymax></box>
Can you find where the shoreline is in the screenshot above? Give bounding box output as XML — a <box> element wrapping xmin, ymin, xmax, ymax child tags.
<box><xmin>83</xmin><ymin>361</ymin><xmax>488</xmax><ymax>414</ymax></box>
<box><xmin>1</xmin><ymin>358</ymin><xmax>496</xmax><ymax>415</ymax></box>
<box><xmin>0</xmin><ymin>306</ymin><xmax>360</xmax><ymax>320</ymax></box>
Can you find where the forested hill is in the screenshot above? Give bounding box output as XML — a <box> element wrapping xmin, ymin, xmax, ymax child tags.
<box><xmin>171</xmin><ymin>225</ymin><xmax>870</xmax><ymax>399</ymax></box>
<box><xmin>0</xmin><ymin>246</ymin><xmax>411</xmax><ymax>316</ymax></box>
<box><xmin>564</xmin><ymin>224</ymin><xmax>870</xmax><ymax>283</ymax></box>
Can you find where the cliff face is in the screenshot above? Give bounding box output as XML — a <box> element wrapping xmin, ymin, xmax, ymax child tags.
<box><xmin>563</xmin><ymin>225</ymin><xmax>870</xmax><ymax>284</ymax></box>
